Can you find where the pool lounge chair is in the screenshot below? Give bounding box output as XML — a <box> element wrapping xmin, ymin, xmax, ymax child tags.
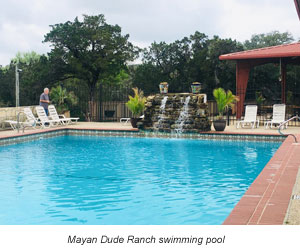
<box><xmin>5</xmin><ymin>107</ymin><xmax>40</xmax><ymax>131</ymax></box>
<box><xmin>236</xmin><ymin>105</ymin><xmax>259</xmax><ymax>129</ymax></box>
<box><xmin>23</xmin><ymin>107</ymin><xmax>42</xmax><ymax>127</ymax></box>
<box><xmin>48</xmin><ymin>105</ymin><xmax>79</xmax><ymax>125</ymax></box>
<box><xmin>264</xmin><ymin>104</ymin><xmax>287</xmax><ymax>129</ymax></box>
<box><xmin>120</xmin><ymin>115</ymin><xmax>144</xmax><ymax>124</ymax></box>
<box><xmin>35</xmin><ymin>106</ymin><xmax>61</xmax><ymax>128</ymax></box>
<box><xmin>5</xmin><ymin>108</ymin><xmax>40</xmax><ymax>131</ymax></box>
<box><xmin>5</xmin><ymin>119</ymin><xmax>36</xmax><ymax>131</ymax></box>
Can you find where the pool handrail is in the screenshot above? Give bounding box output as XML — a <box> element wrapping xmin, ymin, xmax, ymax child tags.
<box><xmin>278</xmin><ymin>115</ymin><xmax>300</xmax><ymax>143</ymax></box>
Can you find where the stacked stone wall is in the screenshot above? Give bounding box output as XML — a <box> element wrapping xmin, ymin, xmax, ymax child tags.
<box><xmin>142</xmin><ymin>93</ymin><xmax>211</xmax><ymax>133</ymax></box>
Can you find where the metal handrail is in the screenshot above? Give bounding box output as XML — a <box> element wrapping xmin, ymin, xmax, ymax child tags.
<box><xmin>278</xmin><ymin>115</ymin><xmax>300</xmax><ymax>143</ymax></box>
<box><xmin>16</xmin><ymin>111</ymin><xmax>26</xmax><ymax>133</ymax></box>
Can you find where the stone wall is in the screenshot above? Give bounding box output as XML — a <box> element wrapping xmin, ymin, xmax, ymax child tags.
<box><xmin>142</xmin><ymin>93</ymin><xmax>211</xmax><ymax>133</ymax></box>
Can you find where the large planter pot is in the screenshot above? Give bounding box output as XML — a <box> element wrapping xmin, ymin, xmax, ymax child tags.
<box><xmin>130</xmin><ymin>118</ymin><xmax>142</xmax><ymax>128</ymax></box>
<box><xmin>191</xmin><ymin>82</ymin><xmax>202</xmax><ymax>94</ymax></box>
<box><xmin>159</xmin><ymin>82</ymin><xmax>168</xmax><ymax>94</ymax></box>
<box><xmin>63</xmin><ymin>110</ymin><xmax>70</xmax><ymax>118</ymax></box>
<box><xmin>213</xmin><ymin>119</ymin><xmax>226</xmax><ymax>131</ymax></box>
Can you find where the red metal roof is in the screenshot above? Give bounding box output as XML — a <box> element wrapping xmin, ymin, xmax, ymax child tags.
<box><xmin>219</xmin><ymin>42</ymin><xmax>300</xmax><ymax>60</ymax></box>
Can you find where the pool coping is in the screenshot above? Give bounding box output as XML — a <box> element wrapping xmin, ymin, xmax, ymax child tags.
<box><xmin>0</xmin><ymin>126</ymin><xmax>298</xmax><ymax>225</ymax></box>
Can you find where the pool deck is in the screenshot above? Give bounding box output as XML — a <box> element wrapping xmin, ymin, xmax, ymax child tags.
<box><xmin>0</xmin><ymin>122</ymin><xmax>300</xmax><ymax>225</ymax></box>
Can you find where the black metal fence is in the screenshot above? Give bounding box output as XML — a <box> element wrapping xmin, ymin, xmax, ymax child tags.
<box><xmin>206</xmin><ymin>100</ymin><xmax>300</xmax><ymax>127</ymax></box>
<box><xmin>73</xmin><ymin>82</ymin><xmax>133</xmax><ymax>122</ymax></box>
<box><xmin>72</xmin><ymin>81</ymin><xmax>300</xmax><ymax>127</ymax></box>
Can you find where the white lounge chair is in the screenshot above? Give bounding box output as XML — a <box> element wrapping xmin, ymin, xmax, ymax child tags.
<box><xmin>23</xmin><ymin>107</ymin><xmax>42</xmax><ymax>127</ymax></box>
<box><xmin>264</xmin><ymin>104</ymin><xmax>287</xmax><ymax>129</ymax></box>
<box><xmin>48</xmin><ymin>105</ymin><xmax>79</xmax><ymax>125</ymax></box>
<box><xmin>35</xmin><ymin>106</ymin><xmax>61</xmax><ymax>128</ymax></box>
<box><xmin>5</xmin><ymin>119</ymin><xmax>36</xmax><ymax>131</ymax></box>
<box><xmin>236</xmin><ymin>105</ymin><xmax>259</xmax><ymax>129</ymax></box>
<box><xmin>5</xmin><ymin>107</ymin><xmax>41</xmax><ymax>131</ymax></box>
<box><xmin>120</xmin><ymin>115</ymin><xmax>144</xmax><ymax>124</ymax></box>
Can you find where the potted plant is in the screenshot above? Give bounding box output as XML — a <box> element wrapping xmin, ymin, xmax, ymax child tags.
<box><xmin>126</xmin><ymin>87</ymin><xmax>146</xmax><ymax>128</ymax></box>
<box><xmin>255</xmin><ymin>91</ymin><xmax>265</xmax><ymax>115</ymax></box>
<box><xmin>213</xmin><ymin>87</ymin><xmax>239</xmax><ymax>131</ymax></box>
<box><xmin>50</xmin><ymin>85</ymin><xmax>78</xmax><ymax>117</ymax></box>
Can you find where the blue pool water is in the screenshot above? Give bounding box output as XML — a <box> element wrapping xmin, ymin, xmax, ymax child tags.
<box><xmin>0</xmin><ymin>135</ymin><xmax>280</xmax><ymax>225</ymax></box>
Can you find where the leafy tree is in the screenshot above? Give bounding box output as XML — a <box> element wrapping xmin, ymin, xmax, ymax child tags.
<box><xmin>244</xmin><ymin>31</ymin><xmax>294</xmax><ymax>50</ymax></box>
<box><xmin>134</xmin><ymin>32</ymin><xmax>243</xmax><ymax>97</ymax></box>
<box><xmin>44</xmin><ymin>14</ymin><xmax>139</xmax><ymax>120</ymax></box>
<box><xmin>132</xmin><ymin>63</ymin><xmax>164</xmax><ymax>95</ymax></box>
<box><xmin>13</xmin><ymin>51</ymin><xmax>41</xmax><ymax>65</ymax></box>
<box><xmin>243</xmin><ymin>31</ymin><xmax>295</xmax><ymax>102</ymax></box>
<box><xmin>204</xmin><ymin>36</ymin><xmax>243</xmax><ymax>96</ymax></box>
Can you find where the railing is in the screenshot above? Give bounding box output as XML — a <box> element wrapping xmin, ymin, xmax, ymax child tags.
<box><xmin>16</xmin><ymin>111</ymin><xmax>25</xmax><ymax>133</ymax></box>
<box><xmin>278</xmin><ymin>116</ymin><xmax>300</xmax><ymax>143</ymax></box>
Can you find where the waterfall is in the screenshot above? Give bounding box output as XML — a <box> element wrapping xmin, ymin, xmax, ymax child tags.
<box><xmin>175</xmin><ymin>96</ymin><xmax>191</xmax><ymax>133</ymax></box>
<box><xmin>157</xmin><ymin>96</ymin><xmax>168</xmax><ymax>128</ymax></box>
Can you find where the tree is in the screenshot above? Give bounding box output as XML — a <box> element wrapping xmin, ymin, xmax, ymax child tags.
<box><xmin>244</xmin><ymin>31</ymin><xmax>294</xmax><ymax>50</ymax></box>
<box><xmin>44</xmin><ymin>14</ymin><xmax>139</xmax><ymax>120</ymax></box>
<box><xmin>243</xmin><ymin>31</ymin><xmax>295</xmax><ymax>102</ymax></box>
<box><xmin>205</xmin><ymin>36</ymin><xmax>243</xmax><ymax>95</ymax></box>
<box><xmin>134</xmin><ymin>32</ymin><xmax>243</xmax><ymax>97</ymax></box>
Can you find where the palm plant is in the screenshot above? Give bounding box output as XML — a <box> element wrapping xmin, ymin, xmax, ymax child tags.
<box><xmin>126</xmin><ymin>87</ymin><xmax>146</xmax><ymax>118</ymax></box>
<box><xmin>255</xmin><ymin>91</ymin><xmax>265</xmax><ymax>106</ymax></box>
<box><xmin>213</xmin><ymin>87</ymin><xmax>239</xmax><ymax>119</ymax></box>
<box><xmin>50</xmin><ymin>85</ymin><xmax>78</xmax><ymax>113</ymax></box>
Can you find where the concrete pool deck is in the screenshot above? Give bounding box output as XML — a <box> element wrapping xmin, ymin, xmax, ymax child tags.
<box><xmin>0</xmin><ymin>122</ymin><xmax>299</xmax><ymax>138</ymax></box>
<box><xmin>0</xmin><ymin>121</ymin><xmax>300</xmax><ymax>225</ymax></box>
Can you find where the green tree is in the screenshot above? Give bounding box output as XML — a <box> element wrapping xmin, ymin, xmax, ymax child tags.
<box><xmin>44</xmin><ymin>14</ymin><xmax>139</xmax><ymax>120</ymax></box>
<box><xmin>134</xmin><ymin>32</ymin><xmax>243</xmax><ymax>97</ymax></box>
<box><xmin>244</xmin><ymin>31</ymin><xmax>294</xmax><ymax>50</ymax></box>
<box><xmin>243</xmin><ymin>31</ymin><xmax>295</xmax><ymax>102</ymax></box>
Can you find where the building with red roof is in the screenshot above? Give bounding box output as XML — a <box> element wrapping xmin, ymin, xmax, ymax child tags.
<box><xmin>219</xmin><ymin>0</ymin><xmax>300</xmax><ymax>119</ymax></box>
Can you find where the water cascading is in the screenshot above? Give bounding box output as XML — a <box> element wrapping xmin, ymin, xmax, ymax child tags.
<box><xmin>157</xmin><ymin>96</ymin><xmax>168</xmax><ymax>129</ymax></box>
<box><xmin>142</xmin><ymin>93</ymin><xmax>211</xmax><ymax>133</ymax></box>
<box><xmin>175</xmin><ymin>96</ymin><xmax>191</xmax><ymax>133</ymax></box>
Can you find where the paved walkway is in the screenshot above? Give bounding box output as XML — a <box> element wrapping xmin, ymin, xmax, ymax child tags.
<box><xmin>1</xmin><ymin>122</ymin><xmax>299</xmax><ymax>138</ymax></box>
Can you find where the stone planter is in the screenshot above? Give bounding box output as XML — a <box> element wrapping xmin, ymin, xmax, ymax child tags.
<box><xmin>213</xmin><ymin>119</ymin><xmax>226</xmax><ymax>131</ymax></box>
<box><xmin>130</xmin><ymin>118</ymin><xmax>142</xmax><ymax>128</ymax></box>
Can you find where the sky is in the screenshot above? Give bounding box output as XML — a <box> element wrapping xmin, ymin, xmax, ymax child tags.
<box><xmin>0</xmin><ymin>0</ymin><xmax>300</xmax><ymax>66</ymax></box>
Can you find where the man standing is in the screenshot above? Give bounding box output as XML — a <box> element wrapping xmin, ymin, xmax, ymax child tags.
<box><xmin>40</xmin><ymin>88</ymin><xmax>50</xmax><ymax>116</ymax></box>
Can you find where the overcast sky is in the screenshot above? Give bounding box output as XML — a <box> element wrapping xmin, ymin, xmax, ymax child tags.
<box><xmin>0</xmin><ymin>0</ymin><xmax>300</xmax><ymax>66</ymax></box>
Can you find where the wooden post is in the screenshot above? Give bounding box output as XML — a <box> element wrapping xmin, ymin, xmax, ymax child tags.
<box><xmin>281</xmin><ymin>63</ymin><xmax>286</xmax><ymax>104</ymax></box>
<box><xmin>236</xmin><ymin>61</ymin><xmax>251</xmax><ymax>119</ymax></box>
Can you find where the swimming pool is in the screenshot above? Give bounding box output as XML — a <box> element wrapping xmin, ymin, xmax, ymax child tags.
<box><xmin>0</xmin><ymin>135</ymin><xmax>280</xmax><ymax>225</ymax></box>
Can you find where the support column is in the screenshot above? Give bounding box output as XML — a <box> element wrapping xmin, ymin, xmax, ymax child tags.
<box><xmin>281</xmin><ymin>63</ymin><xmax>286</xmax><ymax>104</ymax></box>
<box><xmin>236</xmin><ymin>61</ymin><xmax>251</xmax><ymax>119</ymax></box>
